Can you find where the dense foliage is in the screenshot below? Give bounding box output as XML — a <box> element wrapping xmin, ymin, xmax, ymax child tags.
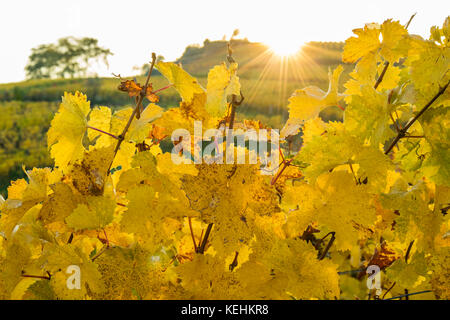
<box><xmin>0</xmin><ymin>101</ymin><xmax>57</xmax><ymax>192</ymax></box>
<box><xmin>0</xmin><ymin>17</ymin><xmax>448</xmax><ymax>300</ymax></box>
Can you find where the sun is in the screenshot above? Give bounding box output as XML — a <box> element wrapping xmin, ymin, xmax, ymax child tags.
<box><xmin>267</xmin><ymin>39</ymin><xmax>302</xmax><ymax>57</ymax></box>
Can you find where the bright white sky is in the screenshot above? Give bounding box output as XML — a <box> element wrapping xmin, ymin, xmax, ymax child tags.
<box><xmin>0</xmin><ymin>0</ymin><xmax>449</xmax><ymax>83</ymax></box>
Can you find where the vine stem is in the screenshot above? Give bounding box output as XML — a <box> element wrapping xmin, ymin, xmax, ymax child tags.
<box><xmin>67</xmin><ymin>232</ymin><xmax>74</xmax><ymax>244</ymax></box>
<box><xmin>107</xmin><ymin>53</ymin><xmax>157</xmax><ymax>175</ymax></box>
<box><xmin>153</xmin><ymin>84</ymin><xmax>173</xmax><ymax>94</ymax></box>
<box><xmin>271</xmin><ymin>159</ymin><xmax>293</xmax><ymax>185</ymax></box>
<box><xmin>21</xmin><ymin>274</ymin><xmax>51</xmax><ymax>280</ymax></box>
<box><xmin>197</xmin><ymin>223</ymin><xmax>213</xmax><ymax>254</ymax></box>
<box><xmin>383</xmin><ymin>290</ymin><xmax>432</xmax><ymax>300</ymax></box>
<box><xmin>337</xmin><ymin>268</ymin><xmax>366</xmax><ymax>275</ymax></box>
<box><xmin>374</xmin><ymin>61</ymin><xmax>390</xmax><ymax>90</ymax></box>
<box><xmin>405</xmin><ymin>12</ymin><xmax>417</xmax><ymax>29</ymax></box>
<box><xmin>405</xmin><ymin>240</ymin><xmax>414</xmax><ymax>263</ymax></box>
<box><xmin>384</xmin><ymin>79</ymin><xmax>450</xmax><ymax>155</ymax></box>
<box><xmin>226</xmin><ymin>40</ymin><xmax>244</xmax><ymax>130</ymax></box>
<box><xmin>229</xmin><ymin>251</ymin><xmax>239</xmax><ymax>271</ymax></box>
<box><xmin>87</xmin><ymin>126</ymin><xmax>119</xmax><ymax>140</ymax></box>
<box><xmin>228</xmin><ymin>91</ymin><xmax>244</xmax><ymax>130</ymax></box>
<box><xmin>382</xmin><ymin>282</ymin><xmax>396</xmax><ymax>299</ymax></box>
<box><xmin>316</xmin><ymin>232</ymin><xmax>336</xmax><ymax>260</ymax></box>
<box><xmin>188</xmin><ymin>217</ymin><xmax>197</xmax><ymax>252</ymax></box>
<box><xmin>91</xmin><ymin>247</ymin><xmax>108</xmax><ymax>262</ymax></box>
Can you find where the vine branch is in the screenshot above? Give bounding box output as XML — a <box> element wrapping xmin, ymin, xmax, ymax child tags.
<box><xmin>382</xmin><ymin>282</ymin><xmax>396</xmax><ymax>299</ymax></box>
<box><xmin>107</xmin><ymin>53</ymin><xmax>157</xmax><ymax>175</ymax></box>
<box><xmin>21</xmin><ymin>273</ymin><xmax>51</xmax><ymax>280</ymax></box>
<box><xmin>197</xmin><ymin>223</ymin><xmax>213</xmax><ymax>254</ymax></box>
<box><xmin>374</xmin><ymin>61</ymin><xmax>390</xmax><ymax>90</ymax></box>
<box><xmin>315</xmin><ymin>231</ymin><xmax>336</xmax><ymax>260</ymax></box>
<box><xmin>228</xmin><ymin>91</ymin><xmax>244</xmax><ymax>130</ymax></box>
<box><xmin>405</xmin><ymin>12</ymin><xmax>417</xmax><ymax>29</ymax></box>
<box><xmin>384</xmin><ymin>79</ymin><xmax>450</xmax><ymax>155</ymax></box>
<box><xmin>229</xmin><ymin>251</ymin><xmax>239</xmax><ymax>271</ymax></box>
<box><xmin>87</xmin><ymin>126</ymin><xmax>119</xmax><ymax>140</ymax></box>
<box><xmin>405</xmin><ymin>240</ymin><xmax>414</xmax><ymax>263</ymax></box>
<box><xmin>383</xmin><ymin>289</ymin><xmax>431</xmax><ymax>300</ymax></box>
<box><xmin>188</xmin><ymin>217</ymin><xmax>197</xmax><ymax>252</ymax></box>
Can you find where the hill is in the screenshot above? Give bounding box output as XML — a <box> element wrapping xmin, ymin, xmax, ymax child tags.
<box><xmin>177</xmin><ymin>39</ymin><xmax>347</xmax><ymax>81</ymax></box>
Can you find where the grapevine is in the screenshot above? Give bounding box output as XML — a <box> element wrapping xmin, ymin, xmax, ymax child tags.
<box><xmin>0</xmin><ymin>15</ymin><xmax>449</xmax><ymax>301</ymax></box>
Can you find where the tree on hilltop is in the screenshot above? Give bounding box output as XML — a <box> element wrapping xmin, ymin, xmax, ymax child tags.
<box><xmin>25</xmin><ymin>37</ymin><xmax>113</xmax><ymax>79</ymax></box>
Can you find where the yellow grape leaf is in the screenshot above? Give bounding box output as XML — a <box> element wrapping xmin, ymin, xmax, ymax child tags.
<box><xmin>0</xmin><ymin>236</ymin><xmax>32</xmax><ymax>297</ymax></box>
<box><xmin>156</xmin><ymin>152</ymin><xmax>198</xmax><ymax>186</ymax></box>
<box><xmin>156</xmin><ymin>61</ymin><xmax>205</xmax><ymax>103</ymax></box>
<box><xmin>66</xmin><ymin>195</ymin><xmax>116</xmax><ymax>231</ymax></box>
<box><xmin>5</xmin><ymin>178</ymin><xmax>28</xmax><ymax>200</ymax></box>
<box><xmin>411</xmin><ymin>45</ymin><xmax>450</xmax><ymax>107</ymax></box>
<box><xmin>117</xmin><ymin>151</ymin><xmax>176</xmax><ymax>193</ymax></box>
<box><xmin>126</xmin><ymin>104</ymin><xmax>163</xmax><ymax>142</ymax></box>
<box><xmin>280</xmin><ymin>117</ymin><xmax>302</xmax><ymax>139</ymax></box>
<box><xmin>379</xmin><ymin>19</ymin><xmax>408</xmax><ymax>62</ymax></box>
<box><xmin>429</xmin><ymin>247</ymin><xmax>450</xmax><ymax>299</ymax></box>
<box><xmin>375</xmin><ymin>64</ymin><xmax>401</xmax><ymax>91</ymax></box>
<box><xmin>236</xmin><ymin>256</ymin><xmax>288</xmax><ymax>299</ymax></box>
<box><xmin>19</xmin><ymin>167</ymin><xmax>51</xmax><ymax>202</ymax></box>
<box><xmin>181</xmin><ymin>163</ymin><xmax>279</xmax><ymax>257</ymax></box>
<box><xmin>382</xmin><ymin>180</ymin><xmax>444</xmax><ymax>252</ymax></box>
<box><xmin>120</xmin><ymin>185</ymin><xmax>180</xmax><ymax>251</ymax></box>
<box><xmin>315</xmin><ymin>171</ymin><xmax>378</xmax><ymax>251</ymax></box>
<box><xmin>87</xmin><ymin>106</ymin><xmax>113</xmax><ymax>148</ymax></box>
<box><xmin>11</xmin><ymin>278</ymin><xmax>37</xmax><ymax>300</ymax></box>
<box><xmin>152</xmin><ymin>92</ymin><xmax>214</xmax><ymax>136</ymax></box>
<box><xmin>41</xmin><ymin>243</ymin><xmax>105</xmax><ymax>298</ymax></box>
<box><xmin>345</xmin><ymin>85</ymin><xmax>395</xmax><ymax>145</ymax></box>
<box><xmin>205</xmin><ymin>62</ymin><xmax>241</xmax><ymax>117</ymax></box>
<box><xmin>38</xmin><ymin>183</ymin><xmax>82</xmax><ymax>225</ymax></box>
<box><xmin>153</xmin><ymin>108</ymin><xmax>192</xmax><ymax>137</ymax></box>
<box><xmin>47</xmin><ymin>92</ymin><xmax>91</xmax><ymax>172</ymax></box>
<box><xmin>343</xmin><ymin>19</ymin><xmax>406</xmax><ymax>63</ymax></box>
<box><xmin>386</xmin><ymin>251</ymin><xmax>428</xmax><ymax>289</ymax></box>
<box><xmin>154</xmin><ymin>99</ymin><xmax>211</xmax><ymax>136</ymax></box>
<box><xmin>176</xmin><ymin>253</ymin><xmax>241</xmax><ymax>299</ymax></box>
<box><xmin>419</xmin><ymin>107</ymin><xmax>450</xmax><ymax>186</ymax></box>
<box><xmin>110</xmin><ymin>104</ymin><xmax>163</xmax><ymax>143</ymax></box>
<box><xmin>0</xmin><ymin>168</ymin><xmax>53</xmax><ymax>237</ymax></box>
<box><xmin>93</xmin><ymin>245</ymin><xmax>166</xmax><ymax>300</ymax></box>
<box><xmin>69</xmin><ymin>146</ymin><xmax>115</xmax><ymax>196</ymax></box>
<box><xmin>343</xmin><ymin>23</ymin><xmax>381</xmax><ymax>63</ymax></box>
<box><xmin>238</xmin><ymin>238</ymin><xmax>339</xmax><ymax>299</ymax></box>
<box><xmin>286</xmin><ymin>65</ymin><xmax>343</xmax><ymax>122</ymax></box>
<box><xmin>392</xmin><ymin>30</ymin><xmax>450</xmax><ymax>108</ymax></box>
<box><xmin>298</xmin><ymin>121</ymin><xmax>393</xmax><ymax>190</ymax></box>
<box><xmin>26</xmin><ymin>280</ymin><xmax>56</xmax><ymax>300</ymax></box>
<box><xmin>283</xmin><ymin>172</ymin><xmax>378</xmax><ymax>251</ymax></box>
<box><xmin>300</xmin><ymin>118</ymin><xmax>327</xmax><ymax>144</ymax></box>
<box><xmin>110</xmin><ymin>141</ymin><xmax>136</xmax><ymax>187</ymax></box>
<box><xmin>281</xmin><ymin>183</ymin><xmax>318</xmax><ymax>238</ymax></box>
<box><xmin>179</xmin><ymin>92</ymin><xmax>209</xmax><ymax>120</ymax></box>
<box><xmin>339</xmin><ymin>275</ymin><xmax>369</xmax><ymax>300</ymax></box>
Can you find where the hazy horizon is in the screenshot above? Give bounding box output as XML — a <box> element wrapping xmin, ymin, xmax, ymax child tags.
<box><xmin>1</xmin><ymin>0</ymin><xmax>449</xmax><ymax>83</ymax></box>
